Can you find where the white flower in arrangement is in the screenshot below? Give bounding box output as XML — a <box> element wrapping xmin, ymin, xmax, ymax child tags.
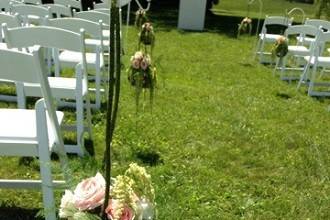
<box><xmin>134</xmin><ymin>51</ymin><xmax>144</xmax><ymax>60</ymax></box>
<box><xmin>59</xmin><ymin>190</ymin><xmax>77</xmax><ymax>218</ymax></box>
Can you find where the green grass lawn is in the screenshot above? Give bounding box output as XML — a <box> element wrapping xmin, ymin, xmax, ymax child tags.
<box><xmin>0</xmin><ymin>5</ymin><xmax>330</xmax><ymax>220</ymax></box>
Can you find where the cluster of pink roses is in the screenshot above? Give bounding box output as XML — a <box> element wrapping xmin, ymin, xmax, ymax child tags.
<box><xmin>130</xmin><ymin>51</ymin><xmax>151</xmax><ymax>71</ymax></box>
<box><xmin>59</xmin><ymin>173</ymin><xmax>134</xmax><ymax>220</ymax></box>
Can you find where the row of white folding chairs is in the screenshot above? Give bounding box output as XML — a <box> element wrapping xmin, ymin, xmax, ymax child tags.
<box><xmin>0</xmin><ymin>10</ymin><xmax>106</xmax><ymax>108</ymax></box>
<box><xmin>271</xmin><ymin>24</ymin><xmax>330</xmax><ymax>98</ymax></box>
<box><xmin>0</xmin><ymin>46</ymin><xmax>70</xmax><ymax>220</ymax></box>
<box><xmin>255</xmin><ymin>16</ymin><xmax>330</xmax><ymax>63</ymax></box>
<box><xmin>0</xmin><ymin>16</ymin><xmax>100</xmax><ymax>156</ymax></box>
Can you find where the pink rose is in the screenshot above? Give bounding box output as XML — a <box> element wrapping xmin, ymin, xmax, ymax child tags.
<box><xmin>73</xmin><ymin>172</ymin><xmax>106</xmax><ymax>211</ymax></box>
<box><xmin>105</xmin><ymin>199</ymin><xmax>134</xmax><ymax>220</ymax></box>
<box><xmin>140</xmin><ymin>59</ymin><xmax>148</xmax><ymax>70</ymax></box>
<box><xmin>132</xmin><ymin>59</ymin><xmax>140</xmax><ymax>69</ymax></box>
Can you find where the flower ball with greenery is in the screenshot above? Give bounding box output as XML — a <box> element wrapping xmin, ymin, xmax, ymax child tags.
<box><xmin>135</xmin><ymin>9</ymin><xmax>147</xmax><ymax>29</ymax></box>
<box><xmin>272</xmin><ymin>36</ymin><xmax>288</xmax><ymax>59</ymax></box>
<box><xmin>128</xmin><ymin>51</ymin><xmax>156</xmax><ymax>89</ymax></box>
<box><xmin>237</xmin><ymin>17</ymin><xmax>252</xmax><ymax>37</ymax></box>
<box><xmin>139</xmin><ymin>22</ymin><xmax>155</xmax><ymax>47</ymax></box>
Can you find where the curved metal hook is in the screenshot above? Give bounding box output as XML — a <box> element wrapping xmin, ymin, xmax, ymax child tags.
<box><xmin>135</xmin><ymin>0</ymin><xmax>152</xmax><ymax>11</ymax></box>
<box><xmin>247</xmin><ymin>0</ymin><xmax>263</xmax><ymax>37</ymax></box>
<box><xmin>286</xmin><ymin>7</ymin><xmax>306</xmax><ymax>23</ymax></box>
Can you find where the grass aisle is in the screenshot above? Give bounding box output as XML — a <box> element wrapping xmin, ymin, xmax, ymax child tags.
<box><xmin>0</xmin><ymin>28</ymin><xmax>329</xmax><ymax>219</ymax></box>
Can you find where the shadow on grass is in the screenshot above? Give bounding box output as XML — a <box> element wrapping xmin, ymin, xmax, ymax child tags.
<box><xmin>0</xmin><ymin>206</ymin><xmax>42</xmax><ymax>220</ymax></box>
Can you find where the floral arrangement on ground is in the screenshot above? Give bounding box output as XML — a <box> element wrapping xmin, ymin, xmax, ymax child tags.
<box><xmin>59</xmin><ymin>163</ymin><xmax>155</xmax><ymax>220</ymax></box>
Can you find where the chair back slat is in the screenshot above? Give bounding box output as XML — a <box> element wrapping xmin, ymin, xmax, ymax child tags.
<box><xmin>0</xmin><ymin>13</ymin><xmax>21</xmax><ymax>28</ymax></box>
<box><xmin>285</xmin><ymin>24</ymin><xmax>319</xmax><ymax>37</ymax></box>
<box><xmin>305</xmin><ymin>19</ymin><xmax>330</xmax><ymax>32</ymax></box>
<box><xmin>47</xmin><ymin>17</ymin><xmax>101</xmax><ymax>39</ymax></box>
<box><xmin>264</xmin><ymin>16</ymin><xmax>293</xmax><ymax>26</ymax></box>
<box><xmin>11</xmin><ymin>4</ymin><xmax>50</xmax><ymax>18</ymax></box>
<box><xmin>0</xmin><ymin>0</ymin><xmax>12</xmax><ymax>12</ymax></box>
<box><xmin>23</xmin><ymin>0</ymin><xmax>42</xmax><ymax>5</ymax></box>
<box><xmin>0</xmin><ymin>48</ymin><xmax>39</xmax><ymax>83</ymax></box>
<box><xmin>43</xmin><ymin>4</ymin><xmax>72</xmax><ymax>18</ymax></box>
<box><xmin>74</xmin><ymin>10</ymin><xmax>110</xmax><ymax>26</ymax></box>
<box><xmin>3</xmin><ymin>25</ymin><xmax>84</xmax><ymax>52</ymax></box>
<box><xmin>54</xmin><ymin>0</ymin><xmax>82</xmax><ymax>11</ymax></box>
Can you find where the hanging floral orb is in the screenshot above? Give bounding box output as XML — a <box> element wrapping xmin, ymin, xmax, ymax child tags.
<box><xmin>237</xmin><ymin>17</ymin><xmax>253</xmax><ymax>37</ymax></box>
<box><xmin>135</xmin><ymin>9</ymin><xmax>147</xmax><ymax>29</ymax></box>
<box><xmin>139</xmin><ymin>22</ymin><xmax>155</xmax><ymax>46</ymax></box>
<box><xmin>272</xmin><ymin>36</ymin><xmax>288</xmax><ymax>58</ymax></box>
<box><xmin>128</xmin><ymin>51</ymin><xmax>156</xmax><ymax>89</ymax></box>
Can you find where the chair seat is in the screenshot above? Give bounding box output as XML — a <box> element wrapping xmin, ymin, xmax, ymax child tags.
<box><xmin>59</xmin><ymin>51</ymin><xmax>104</xmax><ymax>68</ymax></box>
<box><xmin>0</xmin><ymin>109</ymin><xmax>64</xmax><ymax>152</ymax></box>
<box><xmin>259</xmin><ymin>33</ymin><xmax>282</xmax><ymax>42</ymax></box>
<box><xmin>288</xmin><ymin>45</ymin><xmax>309</xmax><ymax>56</ymax></box>
<box><xmin>85</xmin><ymin>38</ymin><xmax>110</xmax><ymax>52</ymax></box>
<box><xmin>0</xmin><ymin>43</ymin><xmax>7</xmax><ymax>49</ymax></box>
<box><xmin>304</xmin><ymin>56</ymin><xmax>330</xmax><ymax>66</ymax></box>
<box><xmin>297</xmin><ymin>36</ymin><xmax>315</xmax><ymax>43</ymax></box>
<box><xmin>23</xmin><ymin>77</ymin><xmax>88</xmax><ymax>99</ymax></box>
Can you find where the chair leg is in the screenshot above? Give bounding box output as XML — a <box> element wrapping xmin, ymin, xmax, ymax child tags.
<box><xmin>273</xmin><ymin>58</ymin><xmax>280</xmax><ymax>76</ymax></box>
<box><xmin>85</xmin><ymin>95</ymin><xmax>93</xmax><ymax>138</ymax></box>
<box><xmin>255</xmin><ymin>38</ymin><xmax>262</xmax><ymax>60</ymax></box>
<box><xmin>36</xmin><ymin>101</ymin><xmax>56</xmax><ymax>220</ymax></box>
<box><xmin>280</xmin><ymin>56</ymin><xmax>288</xmax><ymax>80</ymax></box>
<box><xmin>297</xmin><ymin>62</ymin><xmax>310</xmax><ymax>91</ymax></box>
<box><xmin>259</xmin><ymin>39</ymin><xmax>266</xmax><ymax>63</ymax></box>
<box><xmin>15</xmin><ymin>82</ymin><xmax>26</xmax><ymax>109</ymax></box>
<box><xmin>95</xmin><ymin>65</ymin><xmax>101</xmax><ymax>109</ymax></box>
<box><xmin>308</xmin><ymin>64</ymin><xmax>318</xmax><ymax>96</ymax></box>
<box><xmin>76</xmin><ymin>92</ymin><xmax>85</xmax><ymax>157</ymax></box>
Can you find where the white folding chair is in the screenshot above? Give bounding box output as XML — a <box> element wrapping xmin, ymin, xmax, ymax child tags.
<box><xmin>297</xmin><ymin>31</ymin><xmax>330</xmax><ymax>96</ymax></box>
<box><xmin>255</xmin><ymin>16</ymin><xmax>293</xmax><ymax>63</ymax></box>
<box><xmin>0</xmin><ymin>47</ymin><xmax>68</xmax><ymax>220</ymax></box>
<box><xmin>43</xmin><ymin>3</ymin><xmax>72</xmax><ymax>18</ymax></box>
<box><xmin>274</xmin><ymin>24</ymin><xmax>320</xmax><ymax>81</ymax></box>
<box><xmin>73</xmin><ymin>10</ymin><xmax>110</xmax><ymax>39</ymax></box>
<box><xmin>46</xmin><ymin>17</ymin><xmax>105</xmax><ymax>109</ymax></box>
<box><xmin>10</xmin><ymin>3</ymin><xmax>51</xmax><ymax>25</ymax></box>
<box><xmin>3</xmin><ymin>24</ymin><xmax>92</xmax><ymax>156</ymax></box>
<box><xmin>54</xmin><ymin>0</ymin><xmax>82</xmax><ymax>12</ymax></box>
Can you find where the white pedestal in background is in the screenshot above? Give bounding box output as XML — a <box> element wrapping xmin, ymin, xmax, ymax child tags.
<box><xmin>178</xmin><ymin>0</ymin><xmax>207</xmax><ymax>31</ymax></box>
